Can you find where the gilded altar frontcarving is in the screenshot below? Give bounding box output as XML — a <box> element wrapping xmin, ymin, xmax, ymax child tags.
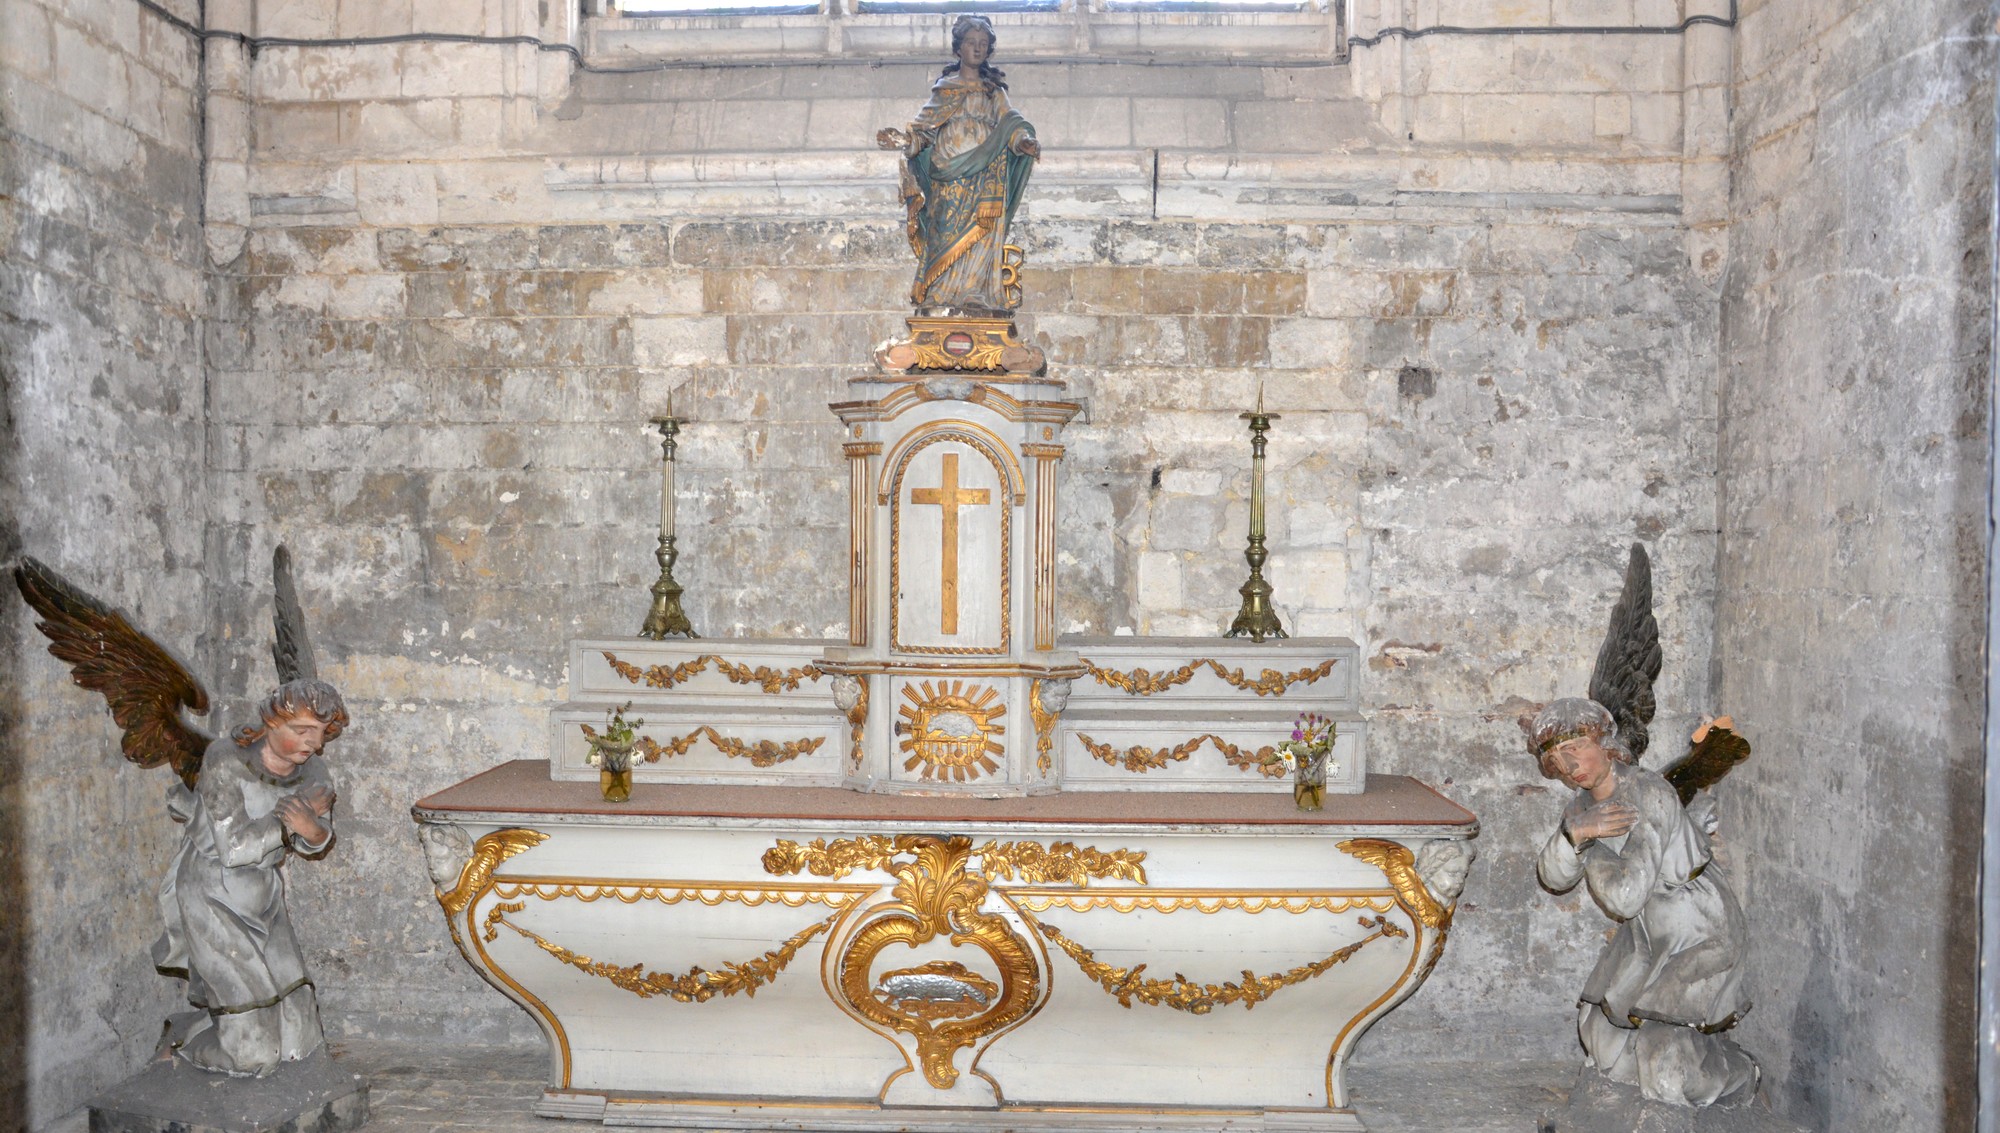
<box><xmin>898</xmin><ymin>679</ymin><xmax>1006</xmax><ymax>781</ymax></box>
<box><xmin>486</xmin><ymin>902</ymin><xmax>839</xmax><ymax>1004</ymax></box>
<box><xmin>580</xmin><ymin>721</ymin><xmax>825</xmax><ymax>768</ymax></box>
<box><xmin>1080</xmin><ymin>656</ymin><xmax>1340</xmax><ymax>698</ymax></box>
<box><xmin>787</xmin><ymin>835</ymin><xmax>1044</xmax><ymax>1089</ymax></box>
<box><xmin>601</xmin><ymin>651</ymin><xmax>824</xmax><ymax>694</ymax></box>
<box><xmin>1034</xmin><ymin>913</ymin><xmax>1407</xmax><ymax>1015</ymax></box>
<box><xmin>1076</xmin><ymin>730</ymin><xmax>1288</xmax><ymax>778</ymax></box>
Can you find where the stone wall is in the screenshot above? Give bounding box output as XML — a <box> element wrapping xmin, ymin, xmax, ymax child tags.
<box><xmin>29</xmin><ymin>0</ymin><xmax>1997</xmax><ymax>1124</ymax></box>
<box><xmin>1715</xmin><ymin>0</ymin><xmax>1995</xmax><ymax>1128</ymax></box>
<box><xmin>0</xmin><ymin>0</ymin><xmax>209</xmax><ymax>1124</ymax></box>
<box><xmin>213</xmin><ymin>0</ymin><xmax>1726</xmax><ymax>1067</ymax></box>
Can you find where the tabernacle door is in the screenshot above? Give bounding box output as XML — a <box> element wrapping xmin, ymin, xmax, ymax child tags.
<box><xmin>891</xmin><ymin>434</ymin><xmax>1010</xmax><ymax>655</ymax></box>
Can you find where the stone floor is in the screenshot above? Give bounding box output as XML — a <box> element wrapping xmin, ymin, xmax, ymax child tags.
<box><xmin>343</xmin><ymin>1043</ymin><xmax>1580</xmax><ymax>1132</ymax></box>
<box><xmin>55</xmin><ymin>1042</ymin><xmax>1810</xmax><ymax>1133</ymax></box>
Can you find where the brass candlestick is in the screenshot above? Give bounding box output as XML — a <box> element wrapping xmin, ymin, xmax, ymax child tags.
<box><xmin>640</xmin><ymin>414</ymin><xmax>697</xmax><ymax>640</ymax></box>
<box><xmin>1225</xmin><ymin>404</ymin><xmax>1287</xmax><ymax>642</ymax></box>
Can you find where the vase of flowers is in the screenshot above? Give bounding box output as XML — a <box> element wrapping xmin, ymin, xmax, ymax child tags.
<box><xmin>1269</xmin><ymin>711</ymin><xmax>1338</xmax><ymax>812</ymax></box>
<box><xmin>587</xmin><ymin>701</ymin><xmax>642</xmax><ymax>803</ymax></box>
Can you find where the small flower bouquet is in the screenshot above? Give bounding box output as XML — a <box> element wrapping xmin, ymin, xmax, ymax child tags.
<box><xmin>1267</xmin><ymin>711</ymin><xmax>1338</xmax><ymax>811</ymax></box>
<box><xmin>587</xmin><ymin>701</ymin><xmax>643</xmax><ymax>802</ymax></box>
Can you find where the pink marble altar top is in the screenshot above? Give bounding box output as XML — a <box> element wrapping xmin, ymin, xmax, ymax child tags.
<box><xmin>412</xmin><ymin>760</ymin><xmax>1476</xmax><ymax>829</ymax></box>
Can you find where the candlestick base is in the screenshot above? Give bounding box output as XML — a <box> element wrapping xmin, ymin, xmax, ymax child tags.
<box><xmin>639</xmin><ymin>535</ymin><xmax>697</xmax><ymax>640</ymax></box>
<box><xmin>1225</xmin><ymin>569</ymin><xmax>1287</xmax><ymax>643</ymax></box>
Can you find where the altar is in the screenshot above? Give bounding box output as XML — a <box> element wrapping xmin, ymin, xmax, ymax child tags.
<box><xmin>414</xmin><ymin>764</ymin><xmax>1474</xmax><ymax>1131</ymax></box>
<box><xmin>408</xmin><ymin>44</ymin><xmax>1477</xmax><ymax>1127</ymax></box>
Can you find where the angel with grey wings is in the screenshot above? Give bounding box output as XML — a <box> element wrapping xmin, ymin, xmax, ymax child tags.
<box><xmin>15</xmin><ymin>548</ymin><xmax>349</xmax><ymax>1078</ymax></box>
<box><xmin>1522</xmin><ymin>544</ymin><xmax>1759</xmax><ymax>1109</ymax></box>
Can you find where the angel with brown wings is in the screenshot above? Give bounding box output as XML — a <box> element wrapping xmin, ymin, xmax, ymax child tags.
<box><xmin>1522</xmin><ymin>544</ymin><xmax>1759</xmax><ymax>1109</ymax></box>
<box><xmin>16</xmin><ymin>548</ymin><xmax>349</xmax><ymax>1078</ymax></box>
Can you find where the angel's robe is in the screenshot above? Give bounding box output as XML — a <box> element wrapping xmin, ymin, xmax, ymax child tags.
<box><xmin>898</xmin><ymin>72</ymin><xmax>1036</xmax><ymax>311</ymax></box>
<box><xmin>154</xmin><ymin>735</ymin><xmax>335</xmax><ymax>1076</ymax></box>
<box><xmin>1537</xmin><ymin>761</ymin><xmax>1755</xmax><ymax>1104</ymax></box>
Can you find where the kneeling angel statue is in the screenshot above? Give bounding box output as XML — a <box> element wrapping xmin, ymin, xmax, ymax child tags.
<box><xmin>17</xmin><ymin>548</ymin><xmax>350</xmax><ymax>1078</ymax></box>
<box><xmin>1525</xmin><ymin>544</ymin><xmax>1758</xmax><ymax>1108</ymax></box>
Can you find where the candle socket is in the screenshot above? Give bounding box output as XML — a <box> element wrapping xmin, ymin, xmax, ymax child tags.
<box><xmin>1225</xmin><ymin>410</ymin><xmax>1288</xmax><ymax>643</ymax></box>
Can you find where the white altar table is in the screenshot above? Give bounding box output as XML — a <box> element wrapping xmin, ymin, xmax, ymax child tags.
<box><xmin>413</xmin><ymin>761</ymin><xmax>1476</xmax><ymax>1132</ymax></box>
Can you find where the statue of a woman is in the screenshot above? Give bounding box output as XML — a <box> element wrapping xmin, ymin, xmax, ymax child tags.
<box><xmin>878</xmin><ymin>15</ymin><xmax>1040</xmax><ymax>314</ymax></box>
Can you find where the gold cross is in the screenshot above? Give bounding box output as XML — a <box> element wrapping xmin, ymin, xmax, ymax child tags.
<box><xmin>909</xmin><ymin>452</ymin><xmax>990</xmax><ymax>634</ymax></box>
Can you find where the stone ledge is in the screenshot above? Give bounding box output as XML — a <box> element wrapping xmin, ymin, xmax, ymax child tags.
<box><xmin>586</xmin><ymin>9</ymin><xmax>1346</xmax><ymax>65</ymax></box>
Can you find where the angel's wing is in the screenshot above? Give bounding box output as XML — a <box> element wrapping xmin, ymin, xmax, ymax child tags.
<box><xmin>1662</xmin><ymin>717</ymin><xmax>1752</xmax><ymax>805</ymax></box>
<box><xmin>14</xmin><ymin>557</ymin><xmax>212</xmax><ymax>787</ymax></box>
<box><xmin>1586</xmin><ymin>543</ymin><xmax>1662</xmax><ymax>760</ymax></box>
<box><xmin>271</xmin><ymin>545</ymin><xmax>317</xmax><ymax>684</ymax></box>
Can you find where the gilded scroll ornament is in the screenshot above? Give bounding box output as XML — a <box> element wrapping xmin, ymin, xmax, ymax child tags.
<box><xmin>1033</xmin><ymin>914</ymin><xmax>1406</xmax><ymax>1015</ymax></box>
<box><xmin>1076</xmin><ymin>732</ymin><xmax>1288</xmax><ymax>779</ymax></box>
<box><xmin>581</xmin><ymin>722</ymin><xmax>825</xmax><ymax>768</ymax></box>
<box><xmin>826</xmin><ymin>836</ymin><xmax>1040</xmax><ymax>1089</ymax></box>
<box><xmin>1080</xmin><ymin>656</ymin><xmax>1339</xmax><ymax>697</ymax></box>
<box><xmin>439</xmin><ymin>828</ymin><xmax>550</xmax><ymax>917</ymax></box>
<box><xmin>486</xmin><ymin>903</ymin><xmax>835</xmax><ymax>1004</ymax></box>
<box><xmin>898</xmin><ymin>680</ymin><xmax>1005</xmax><ymax>782</ymax></box>
<box><xmin>600</xmin><ymin>651</ymin><xmax>824</xmax><ymax>694</ymax></box>
<box><xmin>1337</xmin><ymin>839</ymin><xmax>1450</xmax><ymax>930</ymax></box>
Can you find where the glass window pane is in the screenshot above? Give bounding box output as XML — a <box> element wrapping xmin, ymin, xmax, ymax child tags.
<box><xmin>851</xmin><ymin>0</ymin><xmax>1059</xmax><ymax>11</ymax></box>
<box><xmin>619</xmin><ymin>0</ymin><xmax>819</xmax><ymax>13</ymax></box>
<box><xmin>1099</xmin><ymin>0</ymin><xmax>1311</xmax><ymax>9</ymax></box>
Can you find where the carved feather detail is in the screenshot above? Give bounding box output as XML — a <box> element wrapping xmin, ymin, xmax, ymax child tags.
<box><xmin>1663</xmin><ymin>718</ymin><xmax>1752</xmax><ymax>805</ymax></box>
<box><xmin>14</xmin><ymin>557</ymin><xmax>212</xmax><ymax>788</ymax></box>
<box><xmin>1587</xmin><ymin>543</ymin><xmax>1662</xmax><ymax>760</ymax></box>
<box><xmin>271</xmin><ymin>544</ymin><xmax>318</xmax><ymax>684</ymax></box>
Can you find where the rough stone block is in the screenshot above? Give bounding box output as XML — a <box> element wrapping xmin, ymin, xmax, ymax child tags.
<box><xmin>336</xmin><ymin>0</ymin><xmax>412</xmax><ymax>38</ymax></box>
<box><xmin>1184</xmin><ymin>316</ymin><xmax>1271</xmax><ymax>367</ymax></box>
<box><xmin>1268</xmin><ymin>316</ymin><xmax>1354</xmax><ymax>370</ymax></box>
<box><xmin>1230</xmin><ymin>100</ymin><xmax>1372</xmax><ymax>152</ymax></box>
<box><xmin>54</xmin><ymin>19</ymin><xmax>127</xmax><ymax>118</ymax></box>
<box><xmin>1147</xmin><ymin>492</ymin><xmax>1227</xmax><ymax>552</ymax></box>
<box><xmin>1551</xmin><ymin>0</ymin><xmax>1634</xmax><ymax>22</ymax></box>
<box><xmin>1465</xmin><ymin>93</ymin><xmax>1596</xmax><ymax>148</ymax></box>
<box><xmin>87</xmin><ymin>1047</ymin><xmax>368</xmax><ymax>1133</ymax></box>
<box><xmin>1135</xmin><ymin>551</ymin><xmax>1184</xmax><ymax>609</ymax></box>
<box><xmin>632</xmin><ymin>316</ymin><xmax>728</xmax><ymax>367</ymax></box>
<box><xmin>1131</xmin><ymin>98</ymin><xmax>1230</xmax><ymax>149</ymax></box>
<box><xmin>254</xmin><ymin>0</ymin><xmax>337</xmax><ymax>38</ymax></box>
<box><xmin>400</xmin><ymin>42</ymin><xmax>513</xmax><ymax>100</ymax></box>
<box><xmin>355</xmin><ymin>162</ymin><xmax>440</xmax><ymax>226</ymax></box>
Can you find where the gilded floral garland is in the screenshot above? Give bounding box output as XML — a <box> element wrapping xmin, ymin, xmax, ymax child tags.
<box><xmin>1033</xmin><ymin>914</ymin><xmax>1406</xmax><ymax>1015</ymax></box>
<box><xmin>1075</xmin><ymin>732</ymin><xmax>1287</xmax><ymax>779</ymax></box>
<box><xmin>763</xmin><ymin>834</ymin><xmax>1147</xmax><ymax>887</ymax></box>
<box><xmin>845</xmin><ymin>680</ymin><xmax>870</xmax><ymax>772</ymax></box>
<box><xmin>1030</xmin><ymin>680</ymin><xmax>1059</xmax><ymax>778</ymax></box>
<box><xmin>600</xmin><ymin>651</ymin><xmax>824</xmax><ymax>694</ymax></box>
<box><xmin>580</xmin><ymin>722</ymin><xmax>824</xmax><ymax>768</ymax></box>
<box><xmin>484</xmin><ymin>901</ymin><xmax>835</xmax><ymax>1004</ymax></box>
<box><xmin>1080</xmin><ymin>657</ymin><xmax>1340</xmax><ymax>698</ymax></box>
